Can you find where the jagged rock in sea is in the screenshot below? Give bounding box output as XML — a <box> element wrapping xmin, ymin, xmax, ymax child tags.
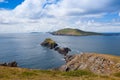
<box><xmin>59</xmin><ymin>53</ymin><xmax>120</xmax><ymax>75</ymax></box>
<box><xmin>41</xmin><ymin>38</ymin><xmax>71</xmax><ymax>56</ymax></box>
<box><xmin>0</xmin><ymin>61</ymin><xmax>18</xmax><ymax>67</ymax></box>
<box><xmin>41</xmin><ymin>38</ymin><xmax>58</xmax><ymax>49</ymax></box>
<box><xmin>55</xmin><ymin>47</ymin><xmax>71</xmax><ymax>56</ymax></box>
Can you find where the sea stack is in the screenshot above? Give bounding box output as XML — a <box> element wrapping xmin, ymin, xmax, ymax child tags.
<box><xmin>41</xmin><ymin>38</ymin><xmax>71</xmax><ymax>56</ymax></box>
<box><xmin>41</xmin><ymin>38</ymin><xmax>58</xmax><ymax>49</ymax></box>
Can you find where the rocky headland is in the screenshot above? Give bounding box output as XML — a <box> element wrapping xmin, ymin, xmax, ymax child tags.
<box><xmin>60</xmin><ymin>53</ymin><xmax>120</xmax><ymax>75</ymax></box>
<box><xmin>41</xmin><ymin>38</ymin><xmax>120</xmax><ymax>75</ymax></box>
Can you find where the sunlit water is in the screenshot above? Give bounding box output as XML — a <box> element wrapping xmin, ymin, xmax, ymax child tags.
<box><xmin>0</xmin><ymin>33</ymin><xmax>120</xmax><ymax>69</ymax></box>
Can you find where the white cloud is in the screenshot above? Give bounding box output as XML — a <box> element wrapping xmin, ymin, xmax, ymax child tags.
<box><xmin>46</xmin><ymin>0</ymin><xmax>118</xmax><ymax>17</ymax></box>
<box><xmin>119</xmin><ymin>12</ymin><xmax>120</xmax><ymax>16</ymax></box>
<box><xmin>0</xmin><ymin>0</ymin><xmax>8</xmax><ymax>3</ymax></box>
<box><xmin>0</xmin><ymin>0</ymin><xmax>120</xmax><ymax>33</ymax></box>
<box><xmin>0</xmin><ymin>0</ymin><xmax>5</xmax><ymax>2</ymax></box>
<box><xmin>75</xmin><ymin>20</ymin><xmax>120</xmax><ymax>32</ymax></box>
<box><xmin>13</xmin><ymin>0</ymin><xmax>44</xmax><ymax>18</ymax></box>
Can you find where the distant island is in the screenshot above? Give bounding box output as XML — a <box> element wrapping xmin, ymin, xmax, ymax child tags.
<box><xmin>30</xmin><ymin>32</ymin><xmax>42</xmax><ymax>34</ymax></box>
<box><xmin>102</xmin><ymin>33</ymin><xmax>120</xmax><ymax>36</ymax></box>
<box><xmin>50</xmin><ymin>28</ymin><xmax>102</xmax><ymax>36</ymax></box>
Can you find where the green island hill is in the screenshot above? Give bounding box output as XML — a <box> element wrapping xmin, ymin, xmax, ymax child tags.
<box><xmin>50</xmin><ymin>28</ymin><xmax>102</xmax><ymax>36</ymax></box>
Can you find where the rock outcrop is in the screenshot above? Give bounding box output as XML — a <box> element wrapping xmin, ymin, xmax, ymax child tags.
<box><xmin>41</xmin><ymin>38</ymin><xmax>71</xmax><ymax>56</ymax></box>
<box><xmin>0</xmin><ymin>61</ymin><xmax>18</xmax><ymax>67</ymax></box>
<box><xmin>59</xmin><ymin>53</ymin><xmax>120</xmax><ymax>75</ymax></box>
<box><xmin>55</xmin><ymin>47</ymin><xmax>71</xmax><ymax>56</ymax></box>
<box><xmin>41</xmin><ymin>38</ymin><xmax>58</xmax><ymax>49</ymax></box>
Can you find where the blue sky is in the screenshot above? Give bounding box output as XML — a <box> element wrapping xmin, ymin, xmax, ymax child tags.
<box><xmin>0</xmin><ymin>0</ymin><xmax>24</xmax><ymax>9</ymax></box>
<box><xmin>0</xmin><ymin>0</ymin><xmax>120</xmax><ymax>33</ymax></box>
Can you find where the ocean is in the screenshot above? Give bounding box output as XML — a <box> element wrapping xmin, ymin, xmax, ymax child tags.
<box><xmin>0</xmin><ymin>33</ymin><xmax>120</xmax><ymax>69</ymax></box>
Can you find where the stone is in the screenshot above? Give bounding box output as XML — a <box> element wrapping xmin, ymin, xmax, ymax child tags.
<box><xmin>0</xmin><ymin>61</ymin><xmax>17</xmax><ymax>67</ymax></box>
<box><xmin>0</xmin><ymin>63</ymin><xmax>7</xmax><ymax>66</ymax></box>
<box><xmin>59</xmin><ymin>53</ymin><xmax>120</xmax><ymax>75</ymax></box>
<box><xmin>8</xmin><ymin>61</ymin><xmax>17</xmax><ymax>67</ymax></box>
<box><xmin>41</xmin><ymin>38</ymin><xmax>58</xmax><ymax>49</ymax></box>
<box><xmin>55</xmin><ymin>47</ymin><xmax>71</xmax><ymax>56</ymax></box>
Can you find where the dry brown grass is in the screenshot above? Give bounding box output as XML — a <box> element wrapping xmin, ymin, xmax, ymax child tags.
<box><xmin>0</xmin><ymin>66</ymin><xmax>120</xmax><ymax>80</ymax></box>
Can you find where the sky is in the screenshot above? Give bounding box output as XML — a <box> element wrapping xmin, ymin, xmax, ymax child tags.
<box><xmin>0</xmin><ymin>0</ymin><xmax>120</xmax><ymax>33</ymax></box>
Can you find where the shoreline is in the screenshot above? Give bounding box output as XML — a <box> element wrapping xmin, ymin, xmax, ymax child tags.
<box><xmin>0</xmin><ymin>53</ymin><xmax>120</xmax><ymax>80</ymax></box>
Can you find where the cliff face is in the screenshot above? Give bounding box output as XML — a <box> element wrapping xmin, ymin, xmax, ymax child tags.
<box><xmin>59</xmin><ymin>53</ymin><xmax>120</xmax><ymax>75</ymax></box>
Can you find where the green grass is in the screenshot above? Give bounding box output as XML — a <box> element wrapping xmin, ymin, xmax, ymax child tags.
<box><xmin>44</xmin><ymin>38</ymin><xmax>56</xmax><ymax>44</ymax></box>
<box><xmin>0</xmin><ymin>66</ymin><xmax>119</xmax><ymax>80</ymax></box>
<box><xmin>114</xmin><ymin>72</ymin><xmax>120</xmax><ymax>78</ymax></box>
<box><xmin>61</xmin><ymin>70</ymin><xmax>96</xmax><ymax>77</ymax></box>
<box><xmin>53</xmin><ymin>28</ymin><xmax>100</xmax><ymax>36</ymax></box>
<box><xmin>21</xmin><ymin>71</ymin><xmax>38</xmax><ymax>77</ymax></box>
<box><xmin>56</xmin><ymin>28</ymin><xmax>83</xmax><ymax>35</ymax></box>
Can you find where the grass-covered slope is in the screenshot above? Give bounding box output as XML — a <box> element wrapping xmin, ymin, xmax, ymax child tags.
<box><xmin>0</xmin><ymin>66</ymin><xmax>120</xmax><ymax>80</ymax></box>
<box><xmin>0</xmin><ymin>53</ymin><xmax>120</xmax><ymax>80</ymax></box>
<box><xmin>51</xmin><ymin>28</ymin><xmax>102</xmax><ymax>36</ymax></box>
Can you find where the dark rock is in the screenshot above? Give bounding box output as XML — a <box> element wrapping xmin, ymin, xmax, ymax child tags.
<box><xmin>8</xmin><ymin>61</ymin><xmax>17</xmax><ymax>67</ymax></box>
<box><xmin>55</xmin><ymin>47</ymin><xmax>71</xmax><ymax>56</ymax></box>
<box><xmin>0</xmin><ymin>61</ymin><xmax>17</xmax><ymax>67</ymax></box>
<box><xmin>64</xmin><ymin>55</ymin><xmax>75</xmax><ymax>62</ymax></box>
<box><xmin>0</xmin><ymin>63</ymin><xmax>7</xmax><ymax>66</ymax></box>
<box><xmin>59</xmin><ymin>65</ymin><xmax>69</xmax><ymax>71</ymax></box>
<box><xmin>54</xmin><ymin>47</ymin><xmax>60</xmax><ymax>51</ymax></box>
<box><xmin>41</xmin><ymin>38</ymin><xmax>58</xmax><ymax>49</ymax></box>
<box><xmin>41</xmin><ymin>38</ymin><xmax>71</xmax><ymax>56</ymax></box>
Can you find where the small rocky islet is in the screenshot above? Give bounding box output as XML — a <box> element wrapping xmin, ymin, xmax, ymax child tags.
<box><xmin>41</xmin><ymin>38</ymin><xmax>71</xmax><ymax>56</ymax></box>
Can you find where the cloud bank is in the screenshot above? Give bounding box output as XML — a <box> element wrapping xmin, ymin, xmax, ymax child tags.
<box><xmin>0</xmin><ymin>0</ymin><xmax>120</xmax><ymax>33</ymax></box>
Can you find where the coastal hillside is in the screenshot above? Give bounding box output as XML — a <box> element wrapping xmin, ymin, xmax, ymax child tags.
<box><xmin>0</xmin><ymin>52</ymin><xmax>120</xmax><ymax>80</ymax></box>
<box><xmin>51</xmin><ymin>28</ymin><xmax>101</xmax><ymax>36</ymax></box>
<box><xmin>60</xmin><ymin>53</ymin><xmax>120</xmax><ymax>75</ymax></box>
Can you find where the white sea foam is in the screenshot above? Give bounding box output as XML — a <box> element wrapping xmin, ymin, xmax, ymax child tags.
<box><xmin>61</xmin><ymin>58</ymin><xmax>65</xmax><ymax>61</ymax></box>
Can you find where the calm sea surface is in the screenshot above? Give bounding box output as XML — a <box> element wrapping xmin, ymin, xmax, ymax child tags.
<box><xmin>0</xmin><ymin>33</ymin><xmax>120</xmax><ymax>69</ymax></box>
